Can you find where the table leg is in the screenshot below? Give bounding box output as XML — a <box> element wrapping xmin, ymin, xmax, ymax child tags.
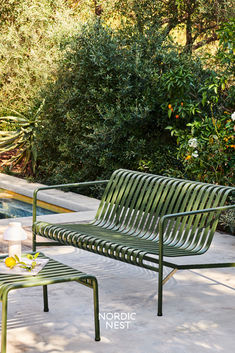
<box><xmin>1</xmin><ymin>291</ymin><xmax>9</xmax><ymax>353</ymax></box>
<box><xmin>43</xmin><ymin>285</ymin><xmax>49</xmax><ymax>312</ymax></box>
<box><xmin>92</xmin><ymin>278</ymin><xmax>100</xmax><ymax>341</ymax></box>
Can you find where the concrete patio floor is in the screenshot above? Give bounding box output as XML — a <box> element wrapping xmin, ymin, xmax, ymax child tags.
<box><xmin>0</xmin><ymin>174</ymin><xmax>235</xmax><ymax>353</ymax></box>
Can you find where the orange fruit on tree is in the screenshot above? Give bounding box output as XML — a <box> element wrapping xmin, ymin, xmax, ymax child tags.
<box><xmin>185</xmin><ymin>155</ymin><xmax>192</xmax><ymax>160</ymax></box>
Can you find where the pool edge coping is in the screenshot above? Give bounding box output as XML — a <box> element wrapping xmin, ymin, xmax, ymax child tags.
<box><xmin>0</xmin><ymin>173</ymin><xmax>100</xmax><ymax>217</ymax></box>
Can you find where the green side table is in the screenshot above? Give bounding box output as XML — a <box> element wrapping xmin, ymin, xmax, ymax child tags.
<box><xmin>0</xmin><ymin>252</ymin><xmax>100</xmax><ymax>353</ymax></box>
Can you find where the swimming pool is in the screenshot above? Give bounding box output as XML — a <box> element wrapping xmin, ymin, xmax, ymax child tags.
<box><xmin>0</xmin><ymin>188</ymin><xmax>71</xmax><ymax>219</ymax></box>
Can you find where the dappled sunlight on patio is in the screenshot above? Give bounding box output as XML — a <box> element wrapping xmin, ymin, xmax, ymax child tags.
<box><xmin>0</xmin><ymin>234</ymin><xmax>233</xmax><ymax>353</ymax></box>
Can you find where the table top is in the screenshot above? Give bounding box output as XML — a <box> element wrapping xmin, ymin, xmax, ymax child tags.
<box><xmin>0</xmin><ymin>252</ymin><xmax>94</xmax><ymax>297</ymax></box>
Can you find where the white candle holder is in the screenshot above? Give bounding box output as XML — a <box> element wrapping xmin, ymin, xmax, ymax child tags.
<box><xmin>3</xmin><ymin>222</ymin><xmax>27</xmax><ymax>260</ymax></box>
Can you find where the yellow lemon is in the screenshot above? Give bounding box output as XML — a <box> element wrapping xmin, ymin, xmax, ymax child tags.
<box><xmin>5</xmin><ymin>257</ymin><xmax>16</xmax><ymax>268</ymax></box>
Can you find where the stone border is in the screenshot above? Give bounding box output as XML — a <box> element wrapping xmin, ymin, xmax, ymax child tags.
<box><xmin>0</xmin><ymin>173</ymin><xmax>100</xmax><ymax>226</ymax></box>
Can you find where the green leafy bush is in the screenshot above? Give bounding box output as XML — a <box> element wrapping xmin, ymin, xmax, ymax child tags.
<box><xmin>35</xmin><ymin>21</ymin><xmax>224</xmax><ymax>188</ymax></box>
<box><xmin>0</xmin><ymin>0</ymin><xmax>80</xmax><ymax>114</ymax></box>
<box><xmin>167</xmin><ymin>111</ymin><xmax>235</xmax><ymax>185</ymax></box>
<box><xmin>165</xmin><ymin>22</ymin><xmax>235</xmax><ymax>187</ymax></box>
<box><xmin>216</xmin><ymin>18</ymin><xmax>235</xmax><ymax>77</ymax></box>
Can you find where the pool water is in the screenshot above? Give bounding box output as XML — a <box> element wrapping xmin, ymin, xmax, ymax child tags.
<box><xmin>0</xmin><ymin>188</ymin><xmax>70</xmax><ymax>219</ymax></box>
<box><xmin>0</xmin><ymin>198</ymin><xmax>56</xmax><ymax>219</ymax></box>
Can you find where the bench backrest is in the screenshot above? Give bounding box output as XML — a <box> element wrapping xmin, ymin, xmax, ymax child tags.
<box><xmin>94</xmin><ymin>169</ymin><xmax>233</xmax><ymax>252</ymax></box>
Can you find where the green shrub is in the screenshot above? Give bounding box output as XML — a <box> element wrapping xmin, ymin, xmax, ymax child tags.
<box><xmin>34</xmin><ymin>21</ymin><xmax>224</xmax><ymax>189</ymax></box>
<box><xmin>167</xmin><ymin>111</ymin><xmax>235</xmax><ymax>185</ymax></box>
<box><xmin>0</xmin><ymin>0</ymin><xmax>80</xmax><ymax>114</ymax></box>
<box><xmin>216</xmin><ymin>18</ymin><xmax>235</xmax><ymax>78</ymax></box>
<box><xmin>166</xmin><ymin>24</ymin><xmax>235</xmax><ymax>187</ymax></box>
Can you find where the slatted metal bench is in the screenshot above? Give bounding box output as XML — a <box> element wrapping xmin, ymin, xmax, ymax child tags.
<box><xmin>32</xmin><ymin>169</ymin><xmax>235</xmax><ymax>315</ymax></box>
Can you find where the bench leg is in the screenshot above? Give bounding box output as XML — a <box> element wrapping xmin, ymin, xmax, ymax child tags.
<box><xmin>32</xmin><ymin>230</ymin><xmax>36</xmax><ymax>252</ymax></box>
<box><xmin>1</xmin><ymin>291</ymin><xmax>9</xmax><ymax>353</ymax></box>
<box><xmin>158</xmin><ymin>258</ymin><xmax>163</xmax><ymax>316</ymax></box>
<box><xmin>43</xmin><ymin>285</ymin><xmax>49</xmax><ymax>312</ymax></box>
<box><xmin>92</xmin><ymin>278</ymin><xmax>100</xmax><ymax>341</ymax></box>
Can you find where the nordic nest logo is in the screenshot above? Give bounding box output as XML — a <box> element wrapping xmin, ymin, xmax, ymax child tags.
<box><xmin>99</xmin><ymin>312</ymin><xmax>136</xmax><ymax>329</ymax></box>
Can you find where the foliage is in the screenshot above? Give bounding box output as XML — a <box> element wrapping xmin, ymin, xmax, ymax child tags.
<box><xmin>216</xmin><ymin>18</ymin><xmax>235</xmax><ymax>77</ymax></box>
<box><xmin>80</xmin><ymin>0</ymin><xmax>234</xmax><ymax>52</ymax></box>
<box><xmin>165</xmin><ymin>18</ymin><xmax>235</xmax><ymax>187</ymax></box>
<box><xmin>0</xmin><ymin>0</ymin><xmax>234</xmax><ymax>195</ymax></box>
<box><xmin>219</xmin><ymin>208</ymin><xmax>235</xmax><ymax>235</ymax></box>
<box><xmin>167</xmin><ymin>110</ymin><xmax>235</xmax><ymax>185</ymax></box>
<box><xmin>35</xmin><ymin>22</ymin><xmax>179</xmax><ymax>185</ymax></box>
<box><xmin>34</xmin><ymin>21</ymin><xmax>227</xmax><ymax>188</ymax></box>
<box><xmin>0</xmin><ymin>0</ymin><xmax>80</xmax><ymax>114</ymax></box>
<box><xmin>0</xmin><ymin>0</ymin><xmax>21</xmax><ymax>26</ymax></box>
<box><xmin>158</xmin><ymin>53</ymin><xmax>234</xmax><ymax>139</ymax></box>
<box><xmin>0</xmin><ymin>101</ymin><xmax>45</xmax><ymax>174</ymax></box>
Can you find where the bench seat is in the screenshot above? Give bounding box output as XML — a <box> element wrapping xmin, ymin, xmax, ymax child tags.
<box><xmin>34</xmin><ymin>222</ymin><xmax>209</xmax><ymax>258</ymax></box>
<box><xmin>32</xmin><ymin>169</ymin><xmax>235</xmax><ymax>315</ymax></box>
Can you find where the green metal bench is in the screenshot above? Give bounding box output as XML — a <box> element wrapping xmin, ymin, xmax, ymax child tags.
<box><xmin>32</xmin><ymin>169</ymin><xmax>235</xmax><ymax>316</ymax></box>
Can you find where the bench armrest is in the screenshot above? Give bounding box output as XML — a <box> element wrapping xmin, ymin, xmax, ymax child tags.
<box><xmin>32</xmin><ymin>180</ymin><xmax>109</xmax><ymax>223</ymax></box>
<box><xmin>158</xmin><ymin>204</ymin><xmax>235</xmax><ymax>254</ymax></box>
<box><xmin>161</xmin><ymin>204</ymin><xmax>235</xmax><ymax>223</ymax></box>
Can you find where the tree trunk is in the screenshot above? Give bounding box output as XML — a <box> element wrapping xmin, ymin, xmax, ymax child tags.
<box><xmin>93</xmin><ymin>0</ymin><xmax>102</xmax><ymax>17</ymax></box>
<box><xmin>185</xmin><ymin>13</ymin><xmax>193</xmax><ymax>53</ymax></box>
